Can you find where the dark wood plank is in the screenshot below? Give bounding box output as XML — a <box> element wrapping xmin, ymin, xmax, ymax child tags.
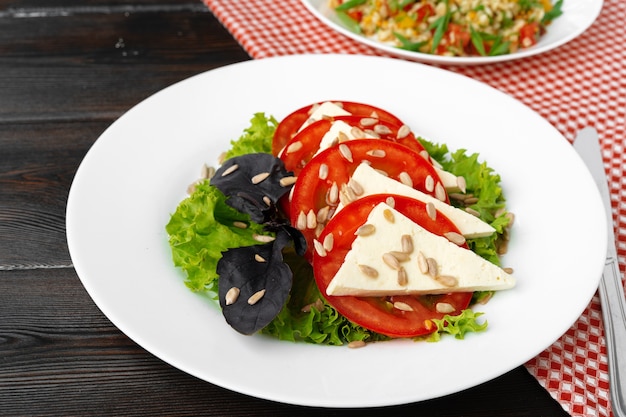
<box><xmin>0</xmin><ymin>120</ymin><xmax>106</xmax><ymax>268</ymax></box>
<box><xmin>0</xmin><ymin>3</ymin><xmax>249</xmax><ymax>123</ymax></box>
<box><xmin>0</xmin><ymin>267</ymin><xmax>569</xmax><ymax>417</ymax></box>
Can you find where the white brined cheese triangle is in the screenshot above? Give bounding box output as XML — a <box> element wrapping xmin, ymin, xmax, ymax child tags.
<box><xmin>325</xmin><ymin>203</ymin><xmax>515</xmax><ymax>297</ymax></box>
<box><xmin>337</xmin><ymin>163</ymin><xmax>495</xmax><ymax>239</ymax></box>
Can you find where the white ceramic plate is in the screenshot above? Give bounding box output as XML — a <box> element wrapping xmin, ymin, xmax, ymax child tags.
<box><xmin>301</xmin><ymin>0</ymin><xmax>603</xmax><ymax>65</ymax></box>
<box><xmin>66</xmin><ymin>54</ymin><xmax>606</xmax><ymax>408</ymax></box>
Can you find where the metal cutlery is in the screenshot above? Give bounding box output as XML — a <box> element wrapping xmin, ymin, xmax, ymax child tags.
<box><xmin>573</xmin><ymin>127</ymin><xmax>626</xmax><ymax>417</ymax></box>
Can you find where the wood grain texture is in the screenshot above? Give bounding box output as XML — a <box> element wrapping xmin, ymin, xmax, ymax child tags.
<box><xmin>0</xmin><ymin>2</ymin><xmax>570</xmax><ymax>416</ymax></box>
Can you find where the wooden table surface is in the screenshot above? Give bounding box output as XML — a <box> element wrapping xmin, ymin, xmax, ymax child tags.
<box><xmin>0</xmin><ymin>1</ymin><xmax>571</xmax><ymax>415</ymax></box>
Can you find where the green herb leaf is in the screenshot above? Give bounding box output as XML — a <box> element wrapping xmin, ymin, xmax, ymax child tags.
<box><xmin>429</xmin><ymin>1</ymin><xmax>450</xmax><ymax>53</ymax></box>
<box><xmin>335</xmin><ymin>10</ymin><xmax>362</xmax><ymax>34</ymax></box>
<box><xmin>542</xmin><ymin>0</ymin><xmax>563</xmax><ymax>24</ymax></box>
<box><xmin>470</xmin><ymin>26</ymin><xmax>487</xmax><ymax>56</ymax></box>
<box><xmin>335</xmin><ymin>0</ymin><xmax>367</xmax><ymax>11</ymax></box>
<box><xmin>394</xmin><ymin>32</ymin><xmax>428</xmax><ymax>51</ymax></box>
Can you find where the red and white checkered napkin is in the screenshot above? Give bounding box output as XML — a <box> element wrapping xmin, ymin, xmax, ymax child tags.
<box><xmin>203</xmin><ymin>1</ymin><xmax>626</xmax><ymax>415</ymax></box>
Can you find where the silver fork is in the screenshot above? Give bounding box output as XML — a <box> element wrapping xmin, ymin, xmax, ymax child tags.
<box><xmin>573</xmin><ymin>127</ymin><xmax>626</xmax><ymax>417</ymax></box>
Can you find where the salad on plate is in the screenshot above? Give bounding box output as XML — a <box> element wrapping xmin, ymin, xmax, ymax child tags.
<box><xmin>329</xmin><ymin>0</ymin><xmax>564</xmax><ymax>57</ymax></box>
<box><xmin>166</xmin><ymin>100</ymin><xmax>516</xmax><ymax>346</ymax></box>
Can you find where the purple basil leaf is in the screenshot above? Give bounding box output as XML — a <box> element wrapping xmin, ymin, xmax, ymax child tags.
<box><xmin>217</xmin><ymin>228</ymin><xmax>293</xmax><ymax>335</ymax></box>
<box><xmin>210</xmin><ymin>153</ymin><xmax>294</xmax><ymax>223</ymax></box>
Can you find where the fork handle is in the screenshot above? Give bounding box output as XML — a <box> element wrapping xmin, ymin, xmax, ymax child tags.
<box><xmin>599</xmin><ymin>257</ymin><xmax>626</xmax><ymax>417</ymax></box>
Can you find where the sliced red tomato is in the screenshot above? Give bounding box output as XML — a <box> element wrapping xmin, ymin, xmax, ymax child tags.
<box><xmin>435</xmin><ymin>23</ymin><xmax>471</xmax><ymax>55</ymax></box>
<box><xmin>272</xmin><ymin>101</ymin><xmax>407</xmax><ymax>156</ymax></box>
<box><xmin>313</xmin><ymin>194</ymin><xmax>472</xmax><ymax>338</ymax></box>
<box><xmin>279</xmin><ymin>115</ymin><xmax>424</xmax><ymax>177</ymax></box>
<box><xmin>519</xmin><ymin>22</ymin><xmax>540</xmax><ymax>48</ymax></box>
<box><xmin>289</xmin><ymin>139</ymin><xmax>448</xmax><ymax>260</ymax></box>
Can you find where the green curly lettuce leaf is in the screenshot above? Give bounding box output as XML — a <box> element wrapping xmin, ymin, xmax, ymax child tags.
<box><xmin>426</xmin><ymin>309</ymin><xmax>488</xmax><ymax>342</ymax></box>
<box><xmin>166</xmin><ymin>181</ymin><xmax>270</xmax><ymax>294</ymax></box>
<box><xmin>222</xmin><ymin>112</ymin><xmax>277</xmax><ymax>160</ymax></box>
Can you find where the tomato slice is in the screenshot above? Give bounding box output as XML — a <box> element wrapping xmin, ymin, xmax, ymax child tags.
<box><xmin>519</xmin><ymin>22</ymin><xmax>540</xmax><ymax>48</ymax></box>
<box><xmin>313</xmin><ymin>194</ymin><xmax>473</xmax><ymax>338</ymax></box>
<box><xmin>272</xmin><ymin>101</ymin><xmax>407</xmax><ymax>156</ymax></box>
<box><xmin>289</xmin><ymin>139</ymin><xmax>448</xmax><ymax>260</ymax></box>
<box><xmin>279</xmin><ymin>115</ymin><xmax>424</xmax><ymax>176</ymax></box>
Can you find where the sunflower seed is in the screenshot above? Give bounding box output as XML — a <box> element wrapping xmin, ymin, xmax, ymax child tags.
<box><xmin>465</xmin><ymin>207</ymin><xmax>481</xmax><ymax>217</ymax></box>
<box><xmin>397</xmin><ymin>124</ymin><xmax>411</xmax><ymax>139</ymax></box>
<box><xmin>374</xmin><ymin>124</ymin><xmax>392</xmax><ymax>135</ymax></box>
<box><xmin>358</xmin><ymin>264</ymin><xmax>379</xmax><ymax>278</ymax></box>
<box><xmin>426</xmin><ymin>202</ymin><xmax>437</xmax><ymax>220</ymax></box>
<box><xmin>398</xmin><ymin>171</ymin><xmax>413</xmax><ymax>187</ymax></box>
<box><xmin>339</xmin><ymin>143</ymin><xmax>353</xmax><ymax>162</ymax></box>
<box><xmin>328</xmin><ymin>182</ymin><xmax>339</xmax><ymax>204</ymax></box>
<box><xmin>301</xmin><ymin>298</ymin><xmax>324</xmax><ymax>313</ymax></box>
<box><xmin>393</xmin><ymin>301</ymin><xmax>414</xmax><ymax>312</ymax></box>
<box><xmin>317</xmin><ymin>206</ymin><xmax>331</xmax><ymax>223</ymax></box>
<box><xmin>279</xmin><ymin>176</ymin><xmax>297</xmax><ymax>187</ymax></box>
<box><xmin>253</xmin><ymin>234</ymin><xmax>275</xmax><ymax>243</ymax></box>
<box><xmin>426</xmin><ymin>257</ymin><xmax>438</xmax><ymax>277</ymax></box>
<box><xmin>337</xmin><ymin>131</ymin><xmax>349</xmax><ymax>143</ymax></box>
<box><xmin>457</xmin><ymin>176</ymin><xmax>467</xmax><ymax>193</ymax></box>
<box><xmin>444</xmin><ymin>231</ymin><xmax>466</xmax><ymax>246</ymax></box>
<box><xmin>251</xmin><ymin>172</ymin><xmax>270</xmax><ymax>184</ymax></box>
<box><xmin>307</xmin><ymin>209</ymin><xmax>317</xmax><ymax>229</ymax></box>
<box><xmin>360</xmin><ymin>117</ymin><xmax>378</xmax><ymax>127</ymax></box>
<box><xmin>401</xmin><ymin>234</ymin><xmax>413</xmax><ymax>254</ymax></box>
<box><xmin>425</xmin><ymin>175</ymin><xmax>435</xmax><ymax>192</ymax></box>
<box><xmin>296</xmin><ymin>210</ymin><xmax>307</xmax><ymax>230</ymax></box>
<box><xmin>436</xmin><ymin>302</ymin><xmax>455</xmax><ymax>313</ymax></box>
<box><xmin>397</xmin><ymin>267</ymin><xmax>408</xmax><ymax>286</ymax></box>
<box><xmin>388</xmin><ymin>251</ymin><xmax>410</xmax><ymax>262</ymax></box>
<box><xmin>225</xmin><ymin>287</ymin><xmax>240</xmax><ymax>305</ymax></box>
<box><xmin>383</xmin><ymin>208</ymin><xmax>395</xmax><ymax>223</ymax></box>
<box><xmin>341</xmin><ymin>183</ymin><xmax>357</xmax><ymax>203</ymax></box>
<box><xmin>313</xmin><ymin>239</ymin><xmax>327</xmax><ymax>257</ymax></box>
<box><xmin>263</xmin><ymin>196</ymin><xmax>271</xmax><ymax>206</ymax></box>
<box><xmin>247</xmin><ymin>289</ymin><xmax>266</xmax><ymax>305</ymax></box>
<box><xmin>221</xmin><ymin>164</ymin><xmax>239</xmax><ymax>177</ymax></box>
<box><xmin>348</xmin><ymin>178</ymin><xmax>364</xmax><ymax>195</ymax></box>
<box><xmin>355</xmin><ymin>223</ymin><xmax>376</xmax><ymax>236</ymax></box>
<box><xmin>436</xmin><ymin>275</ymin><xmax>458</xmax><ymax>287</ymax></box>
<box><xmin>348</xmin><ymin>340</ymin><xmax>367</xmax><ymax>349</ymax></box>
<box><xmin>233</xmin><ymin>221</ymin><xmax>248</xmax><ymax>229</ymax></box>
<box><xmin>351</xmin><ymin>126</ymin><xmax>366</xmax><ymax>137</ymax></box>
<box><xmin>435</xmin><ymin>182</ymin><xmax>446</xmax><ymax>201</ymax></box>
<box><xmin>318</xmin><ymin>163</ymin><xmax>329</xmax><ymax>180</ymax></box>
<box><xmin>366</xmin><ymin>149</ymin><xmax>386</xmax><ymax>158</ymax></box>
<box><xmin>286</xmin><ymin>141</ymin><xmax>303</xmax><ymax>153</ymax></box>
<box><xmin>201</xmin><ymin>164</ymin><xmax>215</xmax><ymax>180</ymax></box>
<box><xmin>417</xmin><ymin>251</ymin><xmax>429</xmax><ymax>274</ymax></box>
<box><xmin>382</xmin><ymin>253</ymin><xmax>401</xmax><ymax>270</ymax></box>
<box><xmin>254</xmin><ymin>254</ymin><xmax>266</xmax><ymax>263</ymax></box>
<box><xmin>323</xmin><ymin>232</ymin><xmax>334</xmax><ymax>252</ymax></box>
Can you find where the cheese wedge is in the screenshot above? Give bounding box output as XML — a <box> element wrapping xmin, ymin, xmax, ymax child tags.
<box><xmin>326</xmin><ymin>203</ymin><xmax>515</xmax><ymax>297</ymax></box>
<box><xmin>337</xmin><ymin>163</ymin><xmax>495</xmax><ymax>238</ymax></box>
<box><xmin>298</xmin><ymin>101</ymin><xmax>350</xmax><ymax>132</ymax></box>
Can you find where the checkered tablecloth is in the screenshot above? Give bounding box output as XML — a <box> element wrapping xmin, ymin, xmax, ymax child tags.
<box><xmin>202</xmin><ymin>1</ymin><xmax>626</xmax><ymax>415</ymax></box>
